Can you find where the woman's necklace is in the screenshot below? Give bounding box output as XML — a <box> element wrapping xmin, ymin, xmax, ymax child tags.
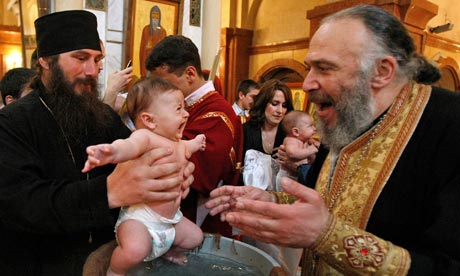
<box><xmin>323</xmin><ymin>113</ymin><xmax>387</xmax><ymax>211</ymax></box>
<box><xmin>261</xmin><ymin>128</ymin><xmax>276</xmax><ymax>154</ymax></box>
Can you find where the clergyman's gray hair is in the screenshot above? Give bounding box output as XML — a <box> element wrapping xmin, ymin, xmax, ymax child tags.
<box><xmin>322</xmin><ymin>4</ymin><xmax>440</xmax><ymax>84</ymax></box>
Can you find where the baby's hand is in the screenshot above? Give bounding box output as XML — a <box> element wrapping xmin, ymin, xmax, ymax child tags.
<box><xmin>304</xmin><ymin>142</ymin><xmax>319</xmax><ymax>164</ymax></box>
<box><xmin>308</xmin><ymin>138</ymin><xmax>320</xmax><ymax>149</ymax></box>
<box><xmin>196</xmin><ymin>134</ymin><xmax>206</xmax><ymax>151</ymax></box>
<box><xmin>82</xmin><ymin>144</ymin><xmax>115</xmax><ymax>172</ymax></box>
<box><xmin>304</xmin><ymin>143</ymin><xmax>319</xmax><ymax>155</ymax></box>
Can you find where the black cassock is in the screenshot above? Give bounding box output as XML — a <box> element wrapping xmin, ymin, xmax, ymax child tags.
<box><xmin>0</xmin><ymin>83</ymin><xmax>130</xmax><ymax>275</ymax></box>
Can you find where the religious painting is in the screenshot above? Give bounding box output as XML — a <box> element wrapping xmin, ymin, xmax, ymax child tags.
<box><xmin>126</xmin><ymin>0</ymin><xmax>181</xmax><ymax>78</ymax></box>
<box><xmin>85</xmin><ymin>0</ymin><xmax>107</xmax><ymax>11</ymax></box>
<box><xmin>286</xmin><ymin>82</ymin><xmax>319</xmax><ymax>140</ymax></box>
<box><xmin>286</xmin><ymin>83</ymin><xmax>308</xmax><ymax>112</ymax></box>
<box><xmin>189</xmin><ymin>0</ymin><xmax>200</xmax><ymax>27</ymax></box>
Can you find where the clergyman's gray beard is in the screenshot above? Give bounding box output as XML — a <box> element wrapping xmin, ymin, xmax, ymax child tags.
<box><xmin>316</xmin><ymin>74</ymin><xmax>374</xmax><ymax>154</ymax></box>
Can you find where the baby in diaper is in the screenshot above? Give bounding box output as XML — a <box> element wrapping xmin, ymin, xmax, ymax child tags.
<box><xmin>83</xmin><ymin>77</ymin><xmax>205</xmax><ymax>276</ymax></box>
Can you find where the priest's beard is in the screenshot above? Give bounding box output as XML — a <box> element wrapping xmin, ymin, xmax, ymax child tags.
<box><xmin>45</xmin><ymin>60</ymin><xmax>111</xmax><ymax>148</ymax></box>
<box><xmin>313</xmin><ymin>71</ymin><xmax>375</xmax><ymax>154</ymax></box>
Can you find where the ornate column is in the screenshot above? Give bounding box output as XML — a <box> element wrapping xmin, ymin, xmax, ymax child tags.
<box><xmin>220</xmin><ymin>27</ymin><xmax>253</xmax><ymax>103</ymax></box>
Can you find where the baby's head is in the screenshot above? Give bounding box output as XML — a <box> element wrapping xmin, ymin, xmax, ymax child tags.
<box><xmin>282</xmin><ymin>110</ymin><xmax>316</xmax><ymax>142</ymax></box>
<box><xmin>126</xmin><ymin>77</ymin><xmax>189</xmax><ymax>141</ymax></box>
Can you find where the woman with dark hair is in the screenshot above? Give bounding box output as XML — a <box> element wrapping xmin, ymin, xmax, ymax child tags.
<box><xmin>240</xmin><ymin>79</ymin><xmax>300</xmax><ymax>275</ymax></box>
<box><xmin>243</xmin><ymin>79</ymin><xmax>294</xmax><ymax>158</ymax></box>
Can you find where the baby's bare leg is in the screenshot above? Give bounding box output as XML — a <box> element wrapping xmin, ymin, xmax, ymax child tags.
<box><xmin>107</xmin><ymin>220</ymin><xmax>151</xmax><ymax>276</ymax></box>
<box><xmin>162</xmin><ymin>217</ymin><xmax>203</xmax><ymax>265</ymax></box>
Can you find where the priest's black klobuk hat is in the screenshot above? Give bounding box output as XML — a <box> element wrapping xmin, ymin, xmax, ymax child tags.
<box><xmin>34</xmin><ymin>10</ymin><xmax>101</xmax><ymax>58</ymax></box>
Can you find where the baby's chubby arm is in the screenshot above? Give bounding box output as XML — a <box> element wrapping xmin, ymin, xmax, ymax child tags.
<box><xmin>82</xmin><ymin>143</ymin><xmax>116</xmax><ymax>173</ymax></box>
<box><xmin>284</xmin><ymin>137</ymin><xmax>318</xmax><ymax>162</ymax></box>
<box><xmin>184</xmin><ymin>134</ymin><xmax>206</xmax><ymax>158</ymax></box>
<box><xmin>82</xmin><ymin>129</ymin><xmax>170</xmax><ymax>172</ymax></box>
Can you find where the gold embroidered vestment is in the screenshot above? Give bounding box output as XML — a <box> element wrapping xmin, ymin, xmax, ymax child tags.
<box><xmin>302</xmin><ymin>82</ymin><xmax>431</xmax><ymax>275</ymax></box>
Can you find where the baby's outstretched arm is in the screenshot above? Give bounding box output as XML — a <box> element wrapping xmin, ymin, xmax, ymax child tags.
<box><xmin>82</xmin><ymin>144</ymin><xmax>117</xmax><ymax>173</ymax></box>
<box><xmin>82</xmin><ymin>129</ymin><xmax>160</xmax><ymax>172</ymax></box>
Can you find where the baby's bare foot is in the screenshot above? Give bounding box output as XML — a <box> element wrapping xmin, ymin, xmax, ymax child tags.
<box><xmin>162</xmin><ymin>252</ymin><xmax>188</xmax><ymax>266</ymax></box>
<box><xmin>106</xmin><ymin>267</ymin><xmax>125</xmax><ymax>276</ymax></box>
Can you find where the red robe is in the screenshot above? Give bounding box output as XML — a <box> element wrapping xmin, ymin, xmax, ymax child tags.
<box><xmin>181</xmin><ymin>91</ymin><xmax>243</xmax><ymax>237</ymax></box>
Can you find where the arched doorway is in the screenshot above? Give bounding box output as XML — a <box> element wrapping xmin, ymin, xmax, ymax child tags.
<box><xmin>254</xmin><ymin>58</ymin><xmax>311</xmax><ymax>112</ymax></box>
<box><xmin>433</xmin><ymin>56</ymin><xmax>460</xmax><ymax>92</ymax></box>
<box><xmin>253</xmin><ymin>58</ymin><xmax>306</xmax><ymax>83</ymax></box>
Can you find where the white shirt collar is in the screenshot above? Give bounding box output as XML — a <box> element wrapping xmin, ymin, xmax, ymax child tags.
<box><xmin>232</xmin><ymin>102</ymin><xmax>242</xmax><ymax>114</ymax></box>
<box><xmin>185</xmin><ymin>81</ymin><xmax>215</xmax><ymax>106</ymax></box>
<box><xmin>232</xmin><ymin>102</ymin><xmax>248</xmax><ymax>116</ymax></box>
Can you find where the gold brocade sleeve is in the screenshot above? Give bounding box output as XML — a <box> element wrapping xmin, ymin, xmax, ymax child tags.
<box><xmin>310</xmin><ymin>215</ymin><xmax>411</xmax><ymax>275</ymax></box>
<box><xmin>268</xmin><ymin>191</ymin><xmax>297</xmax><ymax>204</ymax></box>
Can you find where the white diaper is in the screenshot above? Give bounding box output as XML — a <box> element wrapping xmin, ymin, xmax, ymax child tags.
<box><xmin>115</xmin><ymin>204</ymin><xmax>183</xmax><ymax>261</ymax></box>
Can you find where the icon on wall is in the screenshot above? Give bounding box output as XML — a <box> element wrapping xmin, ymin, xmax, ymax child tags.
<box><xmin>127</xmin><ymin>0</ymin><xmax>180</xmax><ymax>79</ymax></box>
<box><xmin>85</xmin><ymin>0</ymin><xmax>106</xmax><ymax>11</ymax></box>
<box><xmin>140</xmin><ymin>5</ymin><xmax>167</xmax><ymax>77</ymax></box>
<box><xmin>190</xmin><ymin>0</ymin><xmax>200</xmax><ymax>27</ymax></box>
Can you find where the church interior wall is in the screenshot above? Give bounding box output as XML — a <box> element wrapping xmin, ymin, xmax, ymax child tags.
<box><xmin>246</xmin><ymin>0</ymin><xmax>329</xmax><ymax>82</ymax></box>
<box><xmin>243</xmin><ymin>0</ymin><xmax>460</xmax><ymax>92</ymax></box>
<box><xmin>252</xmin><ymin>0</ymin><xmax>311</xmax><ymax>45</ymax></box>
<box><xmin>424</xmin><ymin>44</ymin><xmax>460</xmax><ymax>70</ymax></box>
<box><xmin>1</xmin><ymin>0</ymin><xmax>18</xmax><ymax>25</ymax></box>
<box><xmin>425</xmin><ymin>0</ymin><xmax>460</xmax><ymax>42</ymax></box>
<box><xmin>249</xmin><ymin>48</ymin><xmax>308</xmax><ymax>81</ymax></box>
<box><xmin>55</xmin><ymin>1</ymin><xmax>82</xmax><ymax>10</ymax></box>
<box><xmin>1</xmin><ymin>0</ymin><xmax>460</xmax><ymax>96</ymax></box>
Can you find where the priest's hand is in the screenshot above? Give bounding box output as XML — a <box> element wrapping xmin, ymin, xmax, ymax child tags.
<box><xmin>205</xmin><ymin>185</ymin><xmax>275</xmax><ymax>220</ymax></box>
<box><xmin>214</xmin><ymin>177</ymin><xmax>330</xmax><ymax>248</ymax></box>
<box><xmin>106</xmin><ymin>147</ymin><xmax>183</xmax><ymax>208</ymax></box>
